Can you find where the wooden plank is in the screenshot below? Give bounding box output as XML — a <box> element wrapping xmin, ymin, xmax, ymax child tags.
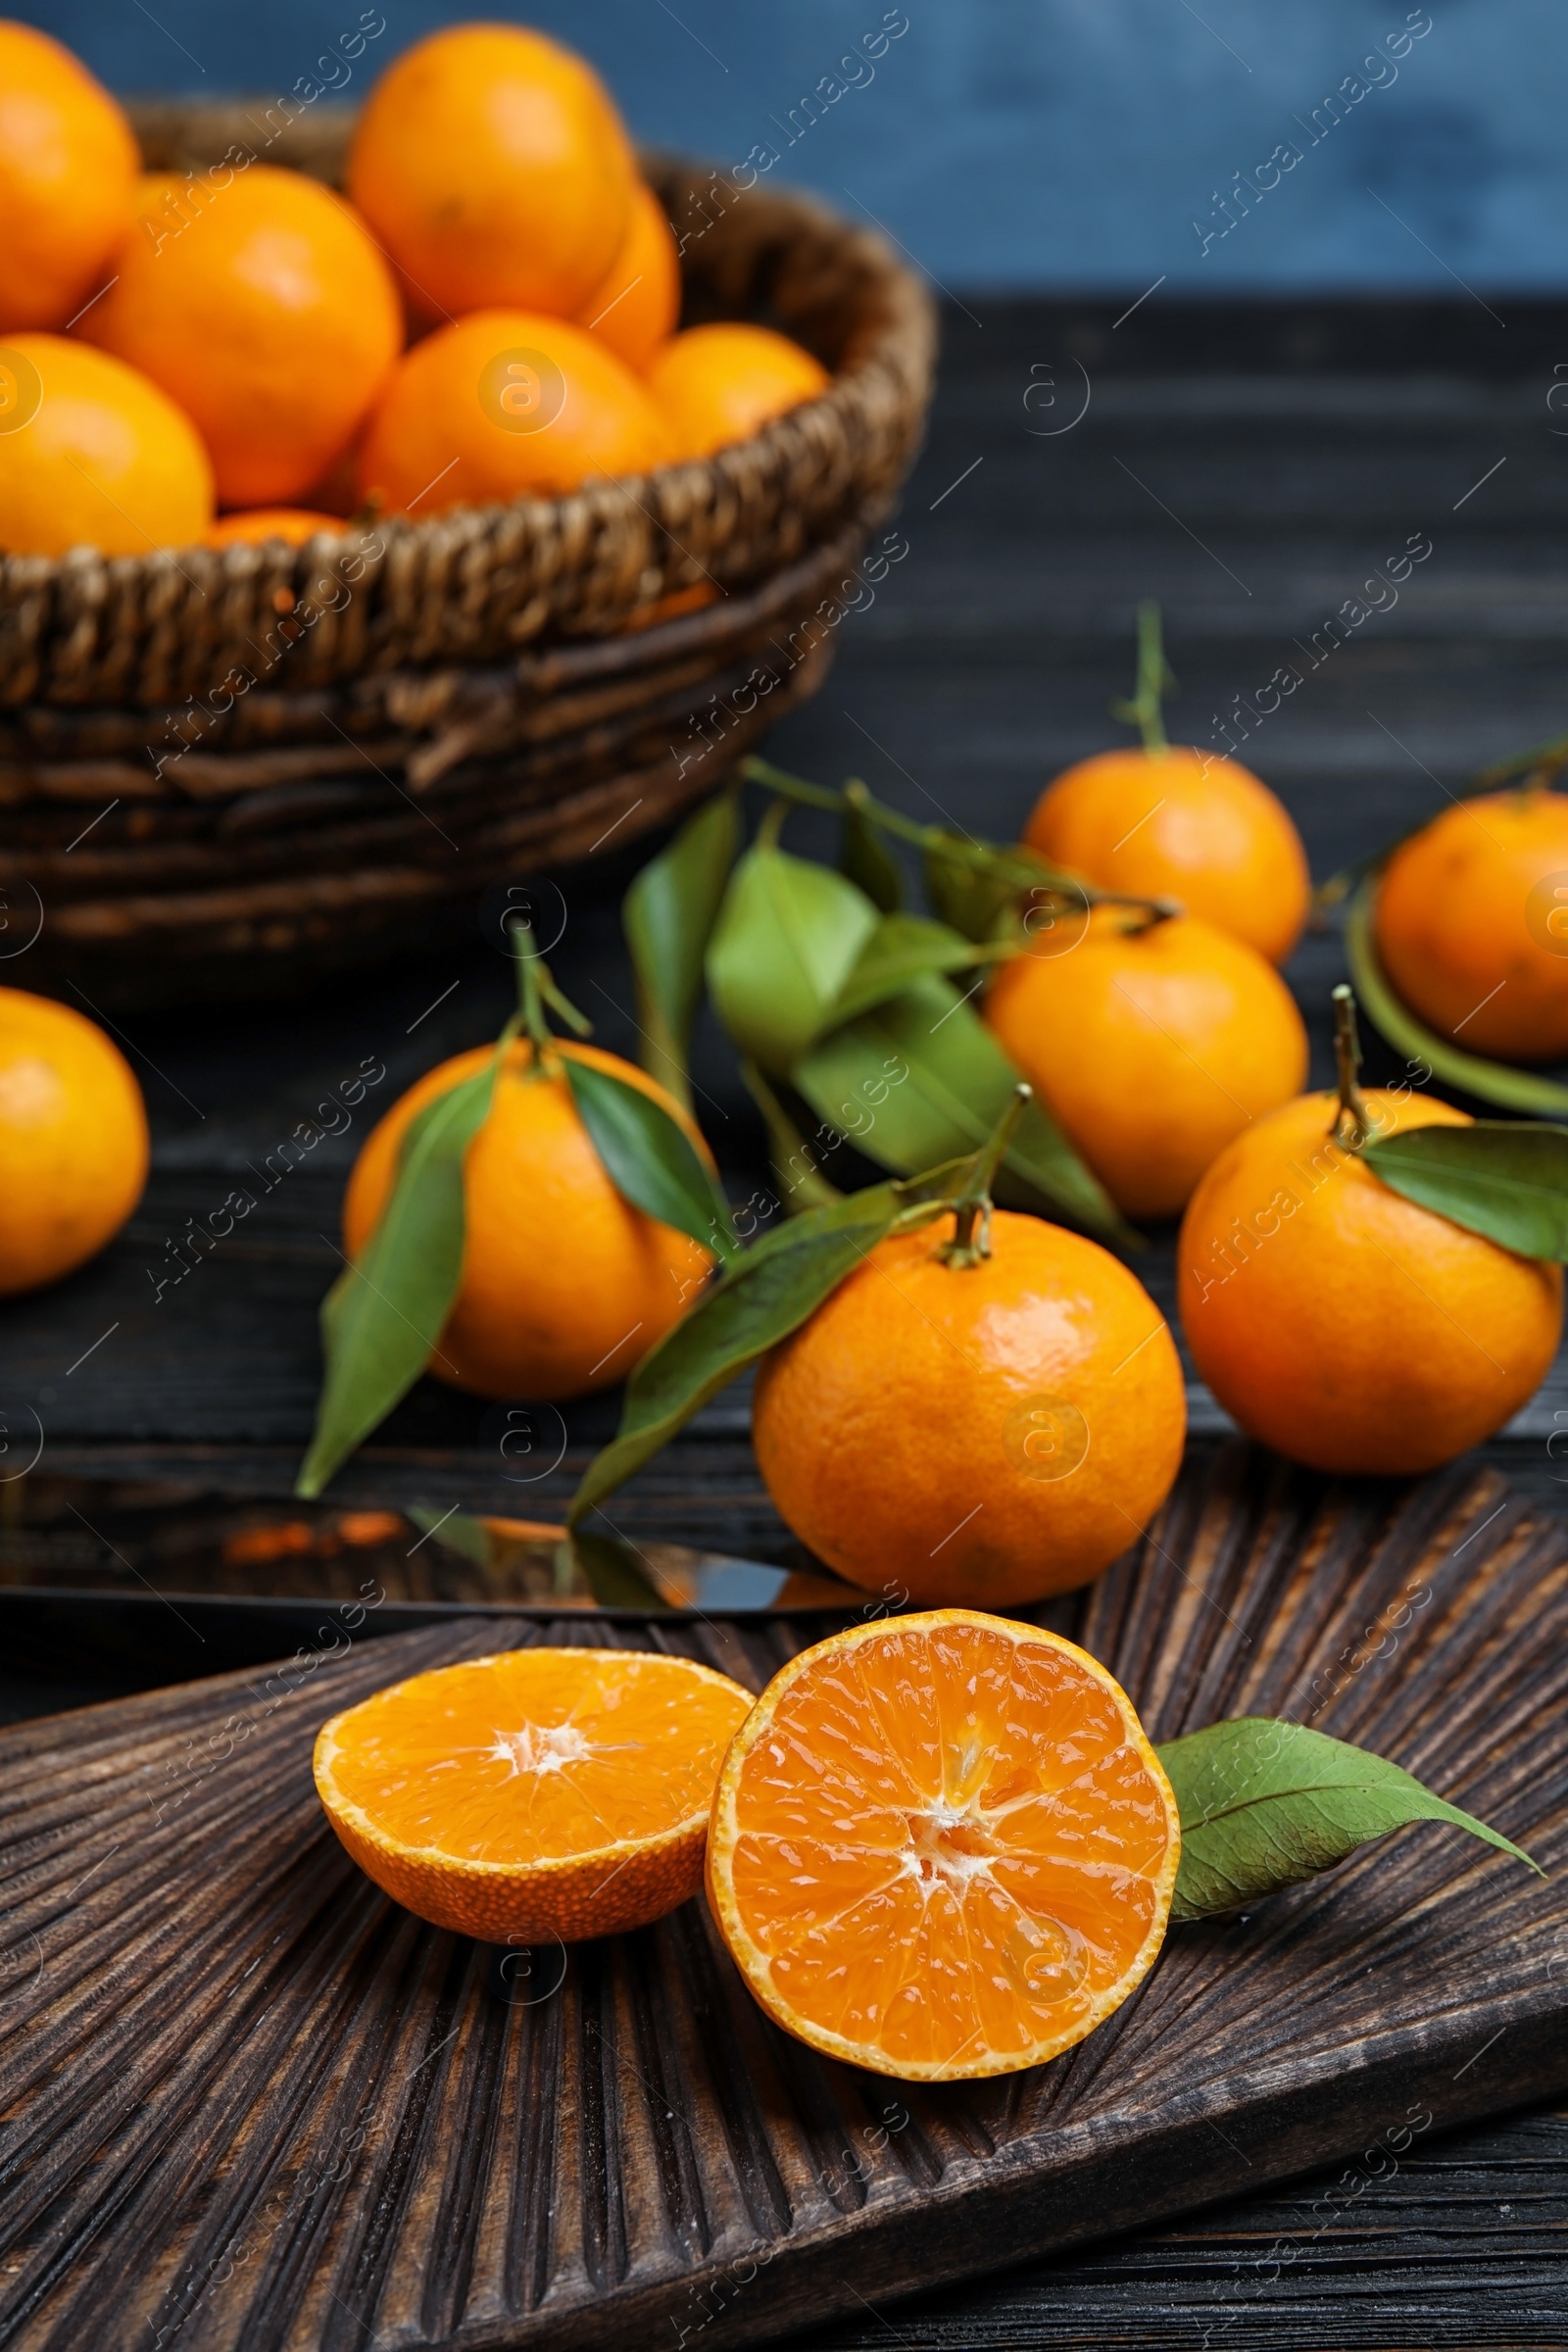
<box><xmin>1</xmin><ymin>1445</ymin><xmax>1565</xmax><ymax>2350</ymax></box>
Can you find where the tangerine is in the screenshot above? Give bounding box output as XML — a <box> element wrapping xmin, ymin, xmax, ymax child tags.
<box><xmin>984</xmin><ymin>907</ymin><xmax>1308</xmax><ymax>1220</ymax></box>
<box><xmin>577</xmin><ymin>181</ymin><xmax>681</xmax><ymax>373</ymax></box>
<box><xmin>1374</xmin><ymin>787</ymin><xmax>1568</xmax><ymax>1062</ymax></box>
<box><xmin>0</xmin><ymin>985</ymin><xmax>148</xmax><ymax>1296</ymax></box>
<box><xmin>0</xmin><ymin>332</ymin><xmax>212</xmax><ymax>556</ymax></box>
<box><xmin>751</xmin><ymin>1206</ymin><xmax>1185</xmax><ymax>1605</ymax></box>
<box><xmin>356</xmin><ymin>309</ymin><xmax>669</xmax><ymax>513</ymax></box>
<box><xmin>1178</xmin><ymin>1083</ymin><xmax>1562</xmax><ymax>1475</ymax></box>
<box><xmin>317</xmin><ymin>1646</ymin><xmax>754</xmax><ymax>1942</ymax></box>
<box><xmin>706</xmin><ymin>1609</ymin><xmax>1180</xmax><ymax>2081</ymax></box>
<box><xmin>646</xmin><ymin>322</ymin><xmax>829</xmax><ymax>461</ymax></box>
<box><xmin>203</xmin><ymin>508</ymin><xmax>345</xmax><ymax>549</ymax></box>
<box><xmin>347</xmin><ymin>24</ymin><xmax>635</xmax><ymax>324</ymax></box>
<box><xmin>342</xmin><ymin>1037</ymin><xmax>713</xmax><ymax>1399</ymax></box>
<box><xmin>0</xmin><ymin>23</ymin><xmax>138</xmax><ymax>332</ymax></box>
<box><xmin>85</xmin><ymin>165</ymin><xmax>402</xmax><ymax>509</ymax></box>
<box><xmin>1025</xmin><ymin>745</ymin><xmax>1310</xmax><ymax>966</ymax></box>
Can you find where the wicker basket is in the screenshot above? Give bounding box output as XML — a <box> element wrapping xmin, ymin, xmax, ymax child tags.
<box><xmin>0</xmin><ymin>108</ymin><xmax>936</xmax><ymax>1006</ymax></box>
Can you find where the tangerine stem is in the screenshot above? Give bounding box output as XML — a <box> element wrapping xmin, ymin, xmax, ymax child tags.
<box><xmin>942</xmin><ymin>1085</ymin><xmax>1032</xmax><ymax>1268</ymax></box>
<box><xmin>1331</xmin><ymin>983</ymin><xmax>1372</xmax><ymax>1150</ymax></box>
<box><xmin>1109</xmin><ymin>600</ymin><xmax>1173</xmax><ymax>758</ymax></box>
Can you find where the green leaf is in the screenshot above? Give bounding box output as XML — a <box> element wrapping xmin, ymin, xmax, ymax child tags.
<box><xmin>924</xmin><ymin>833</ymin><xmax>1070</xmax><ymax>945</ymax></box>
<box><xmin>1347</xmin><ymin>880</ymin><xmax>1568</xmax><ymax>1119</ymax></box>
<box><xmin>820</xmin><ymin>911</ymin><xmax>1007</xmax><ymax>1031</ymax></box>
<box><xmin>1157</xmin><ymin>1717</ymin><xmax>1542</xmax><ymax>1923</ymax></box>
<box><xmin>840</xmin><ymin>778</ymin><xmax>904</xmax><ymax>912</ymax></box>
<box><xmin>567</xmin><ymin>1176</ymin><xmax>955</xmax><ymax>1525</ymax></box>
<box><xmin>706</xmin><ymin>842</ymin><xmax>881</xmax><ymax>1077</ymax></box>
<box><xmin>564</xmin><ymin>1054</ymin><xmax>738</xmax><ymax>1266</ymax></box>
<box><xmin>740</xmin><ymin>1057</ymin><xmax>842</xmax><ymax>1212</ymax></box>
<box><xmin>1364</xmin><ymin>1120</ymin><xmax>1568</xmax><ymax>1259</ymax></box>
<box><xmin>623</xmin><ymin>786</ymin><xmax>739</xmax><ymax>1113</ymax></box>
<box><xmin>794</xmin><ymin>972</ymin><xmax>1135</xmax><ymax>1247</ymax></box>
<box><xmin>297</xmin><ymin>1062</ymin><xmax>498</xmax><ymax>1498</ymax></box>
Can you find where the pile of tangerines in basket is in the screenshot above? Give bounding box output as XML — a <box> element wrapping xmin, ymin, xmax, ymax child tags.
<box><xmin>0</xmin><ymin>17</ymin><xmax>828</xmax><ymax>556</ymax></box>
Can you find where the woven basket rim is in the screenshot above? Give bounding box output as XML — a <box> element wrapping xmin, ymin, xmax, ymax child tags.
<box><xmin>2</xmin><ymin>119</ymin><xmax>934</xmax><ymax>604</ymax></box>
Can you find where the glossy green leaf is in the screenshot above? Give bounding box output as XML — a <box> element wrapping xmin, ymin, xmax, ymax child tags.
<box><xmin>741</xmin><ymin>1057</ymin><xmax>842</xmax><ymax>1211</ymax></box>
<box><xmin>1364</xmin><ymin>1119</ymin><xmax>1568</xmax><ymax>1259</ymax></box>
<box><xmin>1157</xmin><ymin>1717</ymin><xmax>1541</xmax><ymax>1923</ymax></box>
<box><xmin>564</xmin><ymin>1054</ymin><xmax>738</xmax><ymax>1265</ymax></box>
<box><xmin>820</xmin><ymin>911</ymin><xmax>1008</xmax><ymax>1031</ymax></box>
<box><xmin>794</xmin><ymin>972</ymin><xmax>1135</xmax><ymax>1246</ymax></box>
<box><xmin>568</xmin><ymin>1175</ymin><xmax>958</xmax><ymax>1525</ymax></box>
<box><xmin>839</xmin><ymin>778</ymin><xmax>905</xmax><ymax>912</ymax></box>
<box><xmin>622</xmin><ymin>786</ymin><xmax>739</xmax><ymax>1112</ymax></box>
<box><xmin>1347</xmin><ymin>880</ymin><xmax>1568</xmax><ymax>1119</ymax></box>
<box><xmin>297</xmin><ymin>1062</ymin><xmax>497</xmax><ymax>1498</ymax></box>
<box><xmin>706</xmin><ymin>842</ymin><xmax>880</xmax><ymax>1077</ymax></box>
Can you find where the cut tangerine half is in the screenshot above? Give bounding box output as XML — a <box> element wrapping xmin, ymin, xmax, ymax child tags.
<box><xmin>316</xmin><ymin>1647</ymin><xmax>753</xmax><ymax>1943</ymax></box>
<box><xmin>706</xmin><ymin>1610</ymin><xmax>1179</xmax><ymax>2081</ymax></box>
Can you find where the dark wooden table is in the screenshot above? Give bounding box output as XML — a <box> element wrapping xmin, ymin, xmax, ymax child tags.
<box><xmin>4</xmin><ymin>295</ymin><xmax>1567</xmax><ymax>2346</ymax></box>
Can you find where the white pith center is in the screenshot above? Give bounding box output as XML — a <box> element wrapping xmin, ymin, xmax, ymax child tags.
<box><xmin>486</xmin><ymin>1722</ymin><xmax>595</xmax><ymax>1778</ymax></box>
<box><xmin>901</xmin><ymin>1799</ymin><xmax>1003</xmax><ymax>1892</ymax></box>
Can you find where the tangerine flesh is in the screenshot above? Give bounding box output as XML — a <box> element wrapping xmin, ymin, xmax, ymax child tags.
<box><xmin>706</xmin><ymin>1609</ymin><xmax>1180</xmax><ymax>2081</ymax></box>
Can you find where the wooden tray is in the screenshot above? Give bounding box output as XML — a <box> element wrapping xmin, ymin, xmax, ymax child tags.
<box><xmin>3</xmin><ymin>1441</ymin><xmax>1566</xmax><ymax>2352</ymax></box>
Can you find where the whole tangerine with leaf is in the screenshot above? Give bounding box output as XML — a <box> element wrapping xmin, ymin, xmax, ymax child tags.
<box><xmin>0</xmin><ymin>21</ymin><xmax>138</xmax><ymax>332</ymax></box>
<box><xmin>1178</xmin><ymin>987</ymin><xmax>1564</xmax><ymax>1476</ymax></box>
<box><xmin>0</xmin><ymin>985</ymin><xmax>148</xmax><ymax>1296</ymax></box>
<box><xmin>1373</xmin><ymin>770</ymin><xmax>1568</xmax><ymax>1064</ymax></box>
<box><xmin>347</xmin><ymin>23</ymin><xmax>637</xmax><ymax>325</ymax></box>
<box><xmin>355</xmin><ymin>308</ymin><xmax>669</xmax><ymax>514</ymax></box>
<box><xmin>300</xmin><ymin>930</ymin><xmax>736</xmax><ymax>1496</ymax></box>
<box><xmin>750</xmin><ymin>1093</ymin><xmax>1186</xmax><ymax>1606</ymax></box>
<box><xmin>984</xmin><ymin>903</ymin><xmax>1308</xmax><ymax>1220</ymax></box>
<box><xmin>0</xmin><ymin>332</ymin><xmax>213</xmax><ymax>556</ymax></box>
<box><xmin>1024</xmin><ymin>607</ymin><xmax>1310</xmax><ymax>966</ymax></box>
<box><xmin>84</xmin><ymin>164</ymin><xmax>403</xmax><ymax>510</ymax></box>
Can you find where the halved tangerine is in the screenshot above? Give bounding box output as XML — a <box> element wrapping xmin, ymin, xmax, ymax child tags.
<box><xmin>706</xmin><ymin>1610</ymin><xmax>1179</xmax><ymax>2080</ymax></box>
<box><xmin>315</xmin><ymin>1646</ymin><xmax>753</xmax><ymax>1943</ymax></box>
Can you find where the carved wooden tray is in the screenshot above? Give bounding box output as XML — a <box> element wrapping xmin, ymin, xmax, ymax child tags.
<box><xmin>3</xmin><ymin>1442</ymin><xmax>1566</xmax><ymax>2352</ymax></box>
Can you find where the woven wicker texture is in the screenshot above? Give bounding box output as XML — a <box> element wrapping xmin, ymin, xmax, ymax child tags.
<box><xmin>0</xmin><ymin>109</ymin><xmax>935</xmax><ymax>1002</ymax></box>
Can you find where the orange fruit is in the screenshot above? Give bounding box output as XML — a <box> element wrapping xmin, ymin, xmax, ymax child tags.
<box><xmin>317</xmin><ymin>1647</ymin><xmax>754</xmax><ymax>1941</ymax></box>
<box><xmin>577</xmin><ymin>181</ymin><xmax>681</xmax><ymax>373</ymax></box>
<box><xmin>0</xmin><ymin>332</ymin><xmax>212</xmax><ymax>556</ymax></box>
<box><xmin>356</xmin><ymin>309</ymin><xmax>669</xmax><ymax>514</ymax></box>
<box><xmin>1025</xmin><ymin>746</ymin><xmax>1310</xmax><ymax>966</ymax></box>
<box><xmin>752</xmin><ymin>1208</ymin><xmax>1185</xmax><ymax>1605</ymax></box>
<box><xmin>1178</xmin><ymin>1087</ymin><xmax>1563</xmax><ymax>1475</ymax></box>
<box><xmin>984</xmin><ymin>908</ymin><xmax>1308</xmax><ymax>1220</ymax></box>
<box><xmin>647</xmin><ymin>323</ymin><xmax>830</xmax><ymax>461</ymax></box>
<box><xmin>203</xmin><ymin>508</ymin><xmax>344</xmax><ymax>549</ymax></box>
<box><xmin>84</xmin><ymin>165</ymin><xmax>402</xmax><ymax>509</ymax></box>
<box><xmin>0</xmin><ymin>985</ymin><xmax>148</xmax><ymax>1296</ymax></box>
<box><xmin>707</xmin><ymin>1610</ymin><xmax>1179</xmax><ymax>2081</ymax></box>
<box><xmin>1374</xmin><ymin>788</ymin><xmax>1568</xmax><ymax>1062</ymax></box>
<box><xmin>343</xmin><ymin>1037</ymin><xmax>713</xmax><ymax>1398</ymax></box>
<box><xmin>0</xmin><ymin>24</ymin><xmax>138</xmax><ymax>332</ymax></box>
<box><xmin>347</xmin><ymin>24</ymin><xmax>636</xmax><ymax>324</ymax></box>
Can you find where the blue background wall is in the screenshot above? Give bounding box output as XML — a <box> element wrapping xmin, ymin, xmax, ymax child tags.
<box><xmin>16</xmin><ymin>2</ymin><xmax>1563</xmax><ymax>292</ymax></box>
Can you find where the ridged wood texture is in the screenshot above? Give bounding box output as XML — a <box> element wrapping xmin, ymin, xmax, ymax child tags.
<box><xmin>2</xmin><ymin>1444</ymin><xmax>1565</xmax><ymax>2352</ymax></box>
